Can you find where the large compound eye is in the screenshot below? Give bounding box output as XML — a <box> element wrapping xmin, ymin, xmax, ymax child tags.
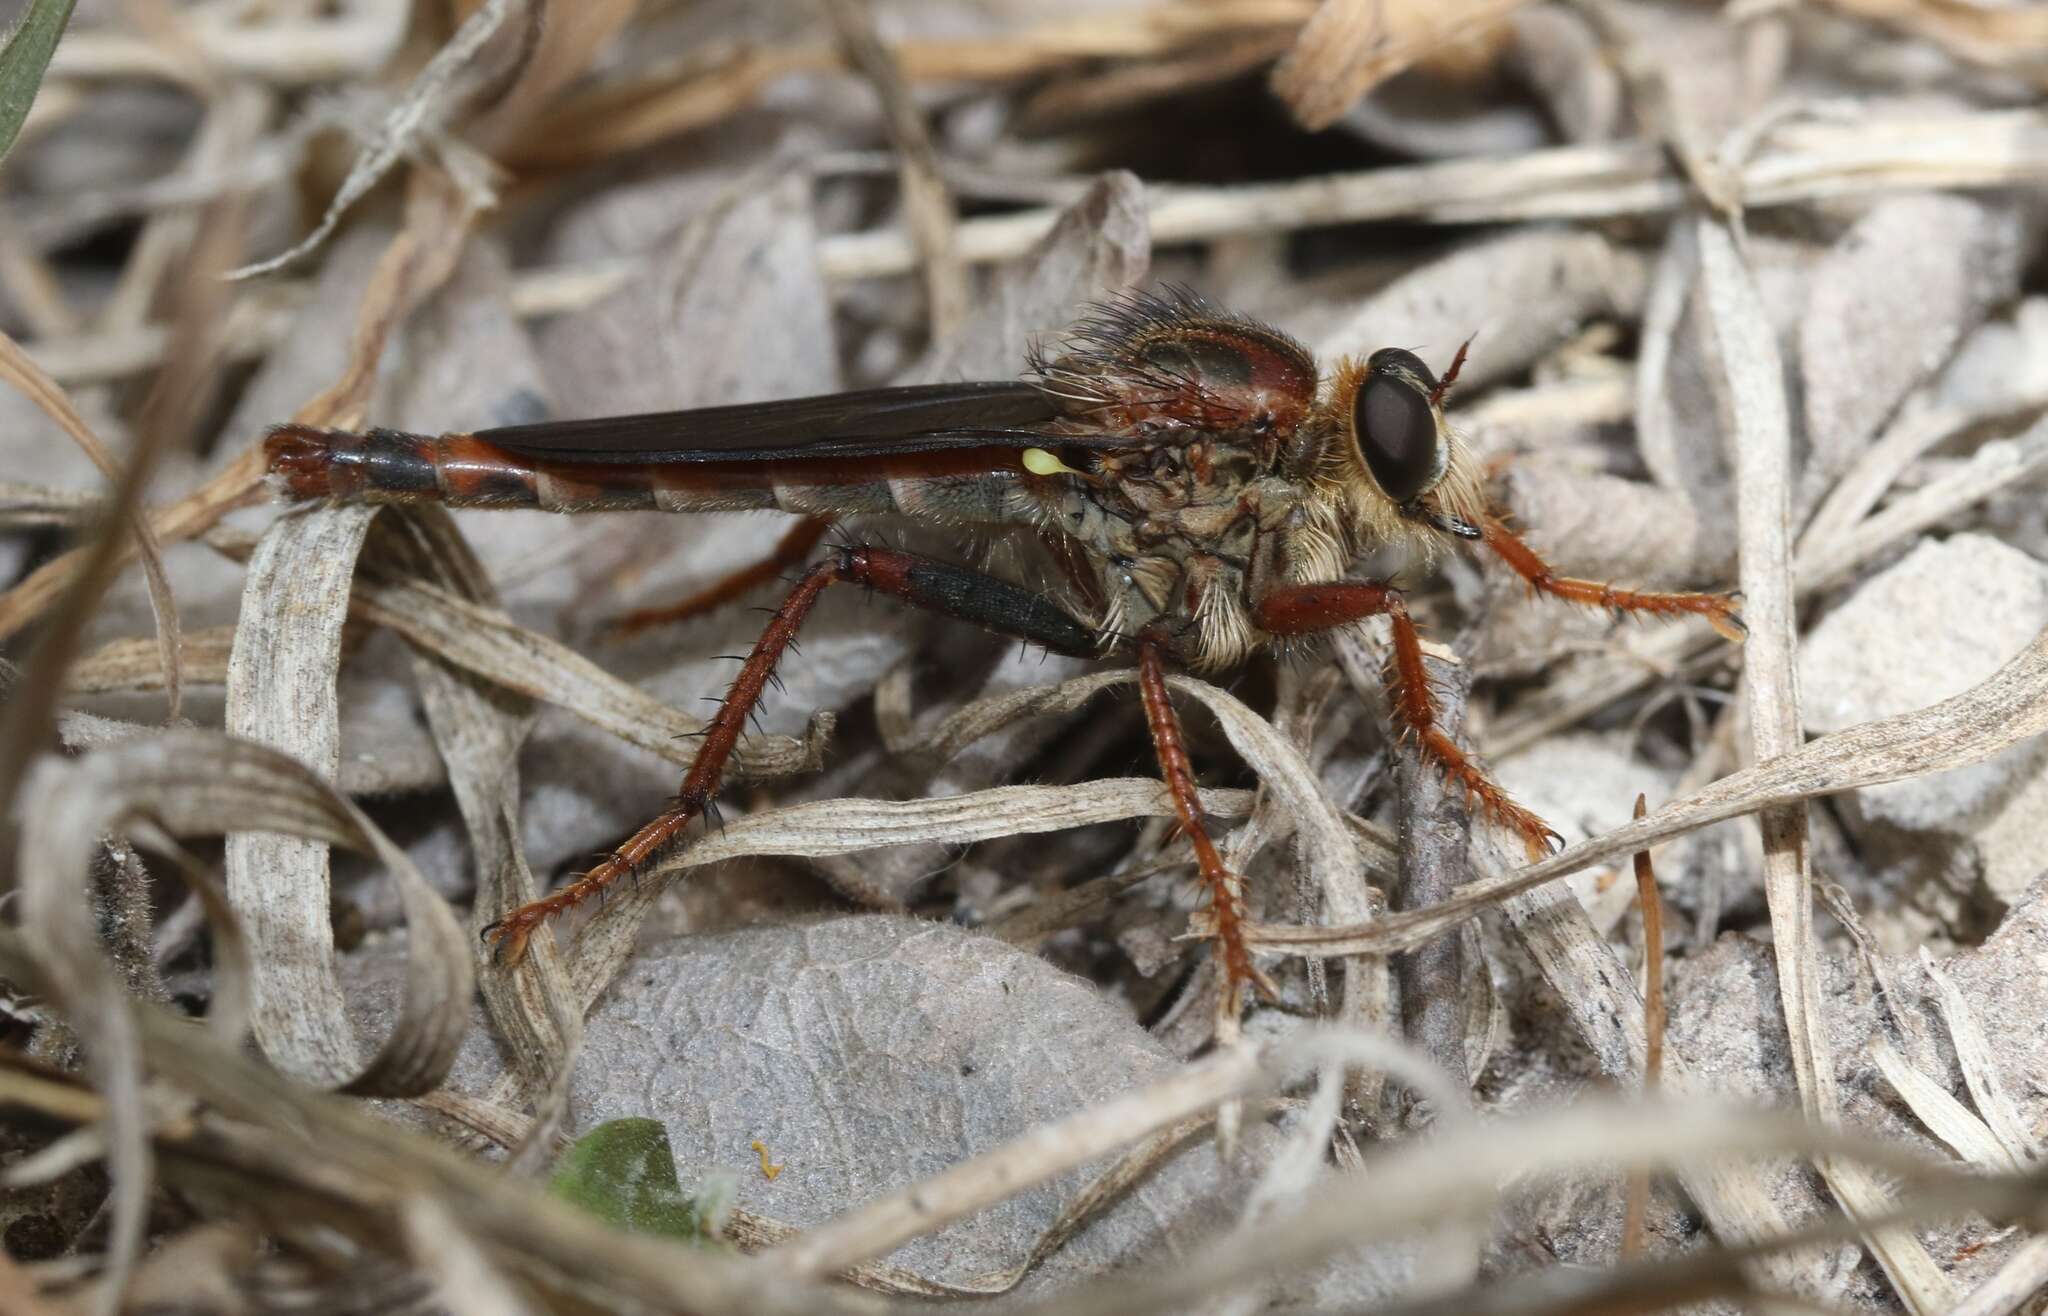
<box><xmin>1354</xmin><ymin>349</ymin><xmax>1444</xmax><ymax>504</ymax></box>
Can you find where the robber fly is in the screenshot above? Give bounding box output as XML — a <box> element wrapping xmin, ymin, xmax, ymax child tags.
<box><xmin>268</xmin><ymin>289</ymin><xmax>1742</xmax><ymax>1000</ymax></box>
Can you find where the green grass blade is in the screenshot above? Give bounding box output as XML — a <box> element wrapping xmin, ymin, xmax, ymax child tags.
<box><xmin>0</xmin><ymin>0</ymin><xmax>77</xmax><ymax>169</ymax></box>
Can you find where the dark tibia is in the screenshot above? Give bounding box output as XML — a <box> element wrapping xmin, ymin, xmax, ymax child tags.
<box><xmin>484</xmin><ymin>546</ymin><xmax>1103</xmax><ymax>962</ymax></box>
<box><xmin>853</xmin><ymin>551</ymin><xmax>1101</xmax><ymax>658</ymax></box>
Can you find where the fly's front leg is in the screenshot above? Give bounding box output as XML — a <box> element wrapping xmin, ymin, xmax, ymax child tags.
<box><xmin>1136</xmin><ymin>639</ymin><xmax>1279</xmax><ymax>1011</ymax></box>
<box><xmin>1481</xmin><ymin>514</ymin><xmax>1745</xmax><ymax>642</ymax></box>
<box><xmin>1256</xmin><ymin>582</ymin><xmax>1561</xmax><ymax>860</ymax></box>
<box><xmin>485</xmin><ymin>545</ymin><xmax>1101</xmax><ymax>963</ymax></box>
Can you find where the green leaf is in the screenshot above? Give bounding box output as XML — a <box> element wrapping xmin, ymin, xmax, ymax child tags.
<box><xmin>0</xmin><ymin>0</ymin><xmax>75</xmax><ymax>170</ymax></box>
<box><xmin>547</xmin><ymin>1118</ymin><xmax>732</xmax><ymax>1244</ymax></box>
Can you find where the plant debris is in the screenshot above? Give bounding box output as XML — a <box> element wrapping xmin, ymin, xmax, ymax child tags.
<box><xmin>5</xmin><ymin>2</ymin><xmax>2048</xmax><ymax>1312</ymax></box>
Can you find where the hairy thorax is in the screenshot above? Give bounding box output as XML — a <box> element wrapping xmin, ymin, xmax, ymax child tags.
<box><xmin>1026</xmin><ymin>432</ymin><xmax>1321</xmax><ymax>672</ymax></box>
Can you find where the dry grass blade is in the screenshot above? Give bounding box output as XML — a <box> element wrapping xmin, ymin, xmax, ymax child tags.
<box><xmin>0</xmin><ymin>331</ymin><xmax>180</xmax><ymax>716</ymax></box>
<box><xmin>369</xmin><ymin>505</ymin><xmax>577</xmax><ymax>1121</ymax></box>
<box><xmin>631</xmin><ymin>779</ymin><xmax>1244</xmax><ymax>882</ymax></box>
<box><xmin>821</xmin><ymin>0</ymin><xmax>966</xmax><ymax>340</ymax></box>
<box><xmin>1390</xmin><ymin>642</ymin><xmax>1475</xmax><ymax>1111</ymax></box>
<box><xmin>65</xmin><ymin>624</ymin><xmax>233</xmax><ymax>694</ymax></box>
<box><xmin>12</xmin><ymin>731</ymin><xmax>470</xmax><ymax>1308</ymax></box>
<box><xmin>1702</xmin><ymin>214</ymin><xmax>1952</xmax><ymax>1312</ymax></box>
<box><xmin>1796</xmin><ymin>413</ymin><xmax>2048</xmax><ymax>592</ymax></box>
<box><xmin>557</xmin><ymin>780</ymin><xmax>1249</xmax><ymax>1015</ymax></box>
<box><xmin>819</xmin><ymin>108</ymin><xmax>2048</xmax><ymax>281</ymax></box>
<box><xmin>1270</xmin><ymin>0</ymin><xmax>1523</xmax><ymax>129</ymax></box>
<box><xmin>351</xmin><ymin>571</ymin><xmax>823</xmax><ymax>780</ymax></box>
<box><xmin>1013</xmin><ymin>1092</ymin><xmax>2041</xmax><ymax>1316</ymax></box>
<box><xmin>227</xmin><ymin>0</ymin><xmax>515</xmax><ymax>279</ymax></box>
<box><xmin>1698</xmin><ymin>221</ymin><xmax>1815</xmax><ymax>1093</ymax></box>
<box><xmin>1618</xmin><ymin>793</ymin><xmax>1664</xmax><ymax>1260</ymax></box>
<box><xmin>0</xmin><ymin>480</ymin><xmax>97</xmax><ymax>528</ymax></box>
<box><xmin>1869</xmin><ymin>1037</ymin><xmax>2015</xmax><ymax>1173</ymax></box>
<box><xmin>1950</xmin><ymin>1236</ymin><xmax>2048</xmax><ymax>1316</ymax></box>
<box><xmin>1815</xmin><ymin>0</ymin><xmax>2048</xmax><ymax>82</ymax></box>
<box><xmin>1917</xmin><ymin>949</ymin><xmax>2044</xmax><ymax>1171</ymax></box>
<box><xmin>771</xmin><ymin>1027</ymin><xmax>1462</xmax><ymax>1279</ymax></box>
<box><xmin>225</xmin><ymin>505</ymin><xmax>474</xmax><ymax>1091</ymax></box>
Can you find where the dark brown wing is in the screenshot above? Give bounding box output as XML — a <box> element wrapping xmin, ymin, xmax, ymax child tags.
<box><xmin>476</xmin><ymin>380</ymin><xmax>1121</xmax><ymax>465</ymax></box>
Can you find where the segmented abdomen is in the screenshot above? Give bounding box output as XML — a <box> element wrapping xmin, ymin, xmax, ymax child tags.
<box><xmin>264</xmin><ymin>424</ymin><xmax>1033</xmax><ymax>522</ymax></box>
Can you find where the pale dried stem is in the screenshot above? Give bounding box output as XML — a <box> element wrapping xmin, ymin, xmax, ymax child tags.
<box><xmin>49</xmin><ymin>0</ymin><xmax>410</xmax><ymax>85</ymax></box>
<box><xmin>22</xmin><ymin>109</ymin><xmax>2048</xmax><ymax>387</ymax></box>
<box><xmin>1812</xmin><ymin>0</ymin><xmax>2048</xmax><ymax>85</ymax></box>
<box><xmin>820</xmin><ymin>0</ymin><xmax>967</xmax><ymax>341</ymax></box>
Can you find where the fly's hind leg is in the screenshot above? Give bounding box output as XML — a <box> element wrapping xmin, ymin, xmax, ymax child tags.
<box><xmin>1481</xmin><ymin>513</ymin><xmax>1744</xmax><ymax>641</ymax></box>
<box><xmin>606</xmin><ymin>516</ymin><xmax>833</xmax><ymax>638</ymax></box>
<box><xmin>1256</xmin><ymin>582</ymin><xmax>1561</xmax><ymax>860</ymax></box>
<box><xmin>485</xmin><ymin>545</ymin><xmax>1100</xmax><ymax>964</ymax></box>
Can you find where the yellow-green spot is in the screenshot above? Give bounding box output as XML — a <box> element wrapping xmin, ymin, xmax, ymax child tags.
<box><xmin>1022</xmin><ymin>447</ymin><xmax>1074</xmax><ymax>477</ymax></box>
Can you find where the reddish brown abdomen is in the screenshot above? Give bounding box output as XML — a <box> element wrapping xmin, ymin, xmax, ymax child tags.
<box><xmin>264</xmin><ymin>423</ymin><xmax>1039</xmax><ymax>522</ymax></box>
<box><xmin>268</xmin><ymin>426</ymin><xmax>523</xmax><ymax>503</ymax></box>
<box><xmin>266</xmin><ymin>424</ymin><xmax>790</xmax><ymax>512</ymax></box>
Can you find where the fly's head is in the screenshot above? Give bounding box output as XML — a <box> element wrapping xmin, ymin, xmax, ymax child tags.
<box><xmin>1311</xmin><ymin>341</ymin><xmax>1486</xmax><ymax>560</ymax></box>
